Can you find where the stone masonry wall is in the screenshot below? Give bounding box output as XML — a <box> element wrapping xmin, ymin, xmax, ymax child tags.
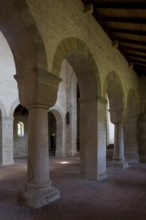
<box><xmin>26</xmin><ymin>0</ymin><xmax>139</xmax><ymax>104</ymax></box>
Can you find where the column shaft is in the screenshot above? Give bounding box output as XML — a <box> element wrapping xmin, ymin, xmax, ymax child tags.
<box><xmin>113</xmin><ymin>123</ymin><xmax>124</xmax><ymax>160</ymax></box>
<box><xmin>0</xmin><ymin>117</ymin><xmax>14</xmax><ymax>165</ymax></box>
<box><xmin>55</xmin><ymin>121</ymin><xmax>65</xmax><ymax>157</ymax></box>
<box><xmin>113</xmin><ymin>122</ymin><xmax>128</xmax><ymax>168</ymax></box>
<box><xmin>22</xmin><ymin>106</ymin><xmax>60</xmax><ymax>208</ymax></box>
<box><xmin>27</xmin><ymin>107</ymin><xmax>49</xmax><ymax>184</ymax></box>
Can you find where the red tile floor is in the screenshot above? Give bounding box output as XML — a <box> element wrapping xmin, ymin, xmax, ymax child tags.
<box><xmin>0</xmin><ymin>156</ymin><xmax>146</xmax><ymax>220</ymax></box>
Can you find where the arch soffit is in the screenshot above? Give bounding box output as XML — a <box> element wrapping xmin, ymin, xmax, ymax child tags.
<box><xmin>103</xmin><ymin>71</ymin><xmax>125</xmax><ymax>109</ymax></box>
<box><xmin>49</xmin><ymin>106</ymin><xmax>64</xmax><ymax>123</ymax></box>
<box><xmin>52</xmin><ymin>37</ymin><xmax>101</xmax><ymax>95</ymax></box>
<box><xmin>0</xmin><ymin>0</ymin><xmax>47</xmax><ymax>76</ymax></box>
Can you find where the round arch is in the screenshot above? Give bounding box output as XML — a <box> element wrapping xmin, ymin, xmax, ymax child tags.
<box><xmin>49</xmin><ymin>106</ymin><xmax>65</xmax><ymax>157</ymax></box>
<box><xmin>0</xmin><ymin>0</ymin><xmax>47</xmax><ymax>76</ymax></box>
<box><xmin>52</xmin><ymin>37</ymin><xmax>107</xmax><ymax>180</ymax></box>
<box><xmin>9</xmin><ymin>99</ymin><xmax>20</xmax><ymax>118</ymax></box>
<box><xmin>13</xmin><ymin>103</ymin><xmax>29</xmax><ymax>158</ymax></box>
<box><xmin>52</xmin><ymin>37</ymin><xmax>101</xmax><ymax>96</ymax></box>
<box><xmin>103</xmin><ymin>71</ymin><xmax>128</xmax><ymax>168</ymax></box>
<box><xmin>103</xmin><ymin>71</ymin><xmax>125</xmax><ymax>113</ymax></box>
<box><xmin>49</xmin><ymin>106</ymin><xmax>64</xmax><ymax>124</ymax></box>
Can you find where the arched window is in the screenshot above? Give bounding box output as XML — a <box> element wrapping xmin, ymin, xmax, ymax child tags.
<box><xmin>17</xmin><ymin>122</ymin><xmax>24</xmax><ymax>137</ymax></box>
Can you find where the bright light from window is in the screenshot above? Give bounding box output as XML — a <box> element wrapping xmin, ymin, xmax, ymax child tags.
<box><xmin>17</xmin><ymin>122</ymin><xmax>24</xmax><ymax>137</ymax></box>
<box><xmin>60</xmin><ymin>161</ymin><xmax>69</xmax><ymax>164</ymax></box>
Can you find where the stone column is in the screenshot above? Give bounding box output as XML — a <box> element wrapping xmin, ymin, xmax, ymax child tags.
<box><xmin>138</xmin><ymin>113</ymin><xmax>146</xmax><ymax>162</ymax></box>
<box><xmin>65</xmin><ymin>77</ymin><xmax>77</xmax><ymax>157</ymax></box>
<box><xmin>55</xmin><ymin>120</ymin><xmax>65</xmax><ymax>157</ymax></box>
<box><xmin>23</xmin><ymin>105</ymin><xmax>60</xmax><ymax>208</ymax></box>
<box><xmin>0</xmin><ymin>116</ymin><xmax>14</xmax><ymax>165</ymax></box>
<box><xmin>15</xmin><ymin>68</ymin><xmax>61</xmax><ymax>208</ymax></box>
<box><xmin>110</xmin><ymin>109</ymin><xmax>128</xmax><ymax>168</ymax></box>
<box><xmin>80</xmin><ymin>96</ymin><xmax>107</xmax><ymax>181</ymax></box>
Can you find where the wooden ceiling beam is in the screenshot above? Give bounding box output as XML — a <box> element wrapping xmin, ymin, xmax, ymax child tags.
<box><xmin>134</xmin><ymin>64</ymin><xmax>146</xmax><ymax>70</ymax></box>
<box><xmin>126</xmin><ymin>52</ymin><xmax>146</xmax><ymax>60</ymax></box>
<box><xmin>103</xmin><ymin>16</ymin><xmax>146</xmax><ymax>24</ymax></box>
<box><xmin>118</xmin><ymin>38</ymin><xmax>146</xmax><ymax>46</ymax></box>
<box><xmin>122</xmin><ymin>46</ymin><xmax>146</xmax><ymax>53</ymax></box>
<box><xmin>92</xmin><ymin>10</ymin><xmax>114</xmax><ymax>40</ymax></box>
<box><xmin>130</xmin><ymin>58</ymin><xmax>146</xmax><ymax>65</ymax></box>
<box><xmin>134</xmin><ymin>68</ymin><xmax>146</xmax><ymax>76</ymax></box>
<box><xmin>111</xmin><ymin>28</ymin><xmax>146</xmax><ymax>36</ymax></box>
<box><xmin>93</xmin><ymin>2</ymin><xmax>146</xmax><ymax>9</ymax></box>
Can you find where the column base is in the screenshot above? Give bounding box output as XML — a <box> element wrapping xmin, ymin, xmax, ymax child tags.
<box><xmin>112</xmin><ymin>159</ymin><xmax>128</xmax><ymax>169</ymax></box>
<box><xmin>0</xmin><ymin>160</ymin><xmax>14</xmax><ymax>166</ymax></box>
<box><xmin>66</xmin><ymin>150</ymin><xmax>77</xmax><ymax>157</ymax></box>
<box><xmin>18</xmin><ymin>182</ymin><xmax>60</xmax><ymax>208</ymax></box>
<box><xmin>80</xmin><ymin>171</ymin><xmax>107</xmax><ymax>181</ymax></box>
<box><xmin>97</xmin><ymin>172</ymin><xmax>107</xmax><ymax>181</ymax></box>
<box><xmin>55</xmin><ymin>151</ymin><xmax>65</xmax><ymax>158</ymax></box>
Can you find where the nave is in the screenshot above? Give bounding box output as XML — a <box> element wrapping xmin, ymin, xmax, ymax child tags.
<box><xmin>0</xmin><ymin>155</ymin><xmax>146</xmax><ymax>220</ymax></box>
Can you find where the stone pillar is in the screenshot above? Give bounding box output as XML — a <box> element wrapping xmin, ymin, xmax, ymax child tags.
<box><xmin>138</xmin><ymin>113</ymin><xmax>146</xmax><ymax>162</ymax></box>
<box><xmin>55</xmin><ymin>120</ymin><xmax>65</xmax><ymax>157</ymax></box>
<box><xmin>23</xmin><ymin>105</ymin><xmax>60</xmax><ymax>208</ymax></box>
<box><xmin>65</xmin><ymin>78</ymin><xmax>77</xmax><ymax>157</ymax></box>
<box><xmin>15</xmin><ymin>68</ymin><xmax>61</xmax><ymax>208</ymax></box>
<box><xmin>110</xmin><ymin>109</ymin><xmax>128</xmax><ymax>168</ymax></box>
<box><xmin>80</xmin><ymin>96</ymin><xmax>107</xmax><ymax>181</ymax></box>
<box><xmin>0</xmin><ymin>116</ymin><xmax>14</xmax><ymax>165</ymax></box>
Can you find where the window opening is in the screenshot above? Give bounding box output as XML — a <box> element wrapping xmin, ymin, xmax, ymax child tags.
<box><xmin>17</xmin><ymin>122</ymin><xmax>24</xmax><ymax>137</ymax></box>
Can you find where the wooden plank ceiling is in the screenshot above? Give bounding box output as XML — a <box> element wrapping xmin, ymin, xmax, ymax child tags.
<box><xmin>82</xmin><ymin>0</ymin><xmax>146</xmax><ymax>76</ymax></box>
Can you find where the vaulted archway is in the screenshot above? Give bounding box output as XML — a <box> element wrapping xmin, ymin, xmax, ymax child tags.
<box><xmin>103</xmin><ymin>71</ymin><xmax>128</xmax><ymax>168</ymax></box>
<box><xmin>13</xmin><ymin>104</ymin><xmax>28</xmax><ymax>158</ymax></box>
<box><xmin>0</xmin><ymin>0</ymin><xmax>47</xmax><ymax>76</ymax></box>
<box><xmin>0</xmin><ymin>0</ymin><xmax>60</xmax><ymax>208</ymax></box>
<box><xmin>49</xmin><ymin>107</ymin><xmax>65</xmax><ymax>157</ymax></box>
<box><xmin>52</xmin><ymin>37</ymin><xmax>107</xmax><ymax>181</ymax></box>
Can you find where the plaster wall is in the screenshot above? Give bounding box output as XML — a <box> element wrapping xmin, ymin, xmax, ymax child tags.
<box><xmin>0</xmin><ymin>31</ymin><xmax>18</xmax><ymax>116</ymax></box>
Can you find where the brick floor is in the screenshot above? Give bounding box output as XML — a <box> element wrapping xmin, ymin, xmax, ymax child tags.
<box><xmin>0</xmin><ymin>156</ymin><xmax>146</xmax><ymax>220</ymax></box>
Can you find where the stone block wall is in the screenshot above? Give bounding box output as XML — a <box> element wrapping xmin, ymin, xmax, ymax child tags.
<box><xmin>26</xmin><ymin>0</ymin><xmax>139</xmax><ymax>100</ymax></box>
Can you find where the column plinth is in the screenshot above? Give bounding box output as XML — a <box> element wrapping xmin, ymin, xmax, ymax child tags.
<box><xmin>22</xmin><ymin>182</ymin><xmax>60</xmax><ymax>208</ymax></box>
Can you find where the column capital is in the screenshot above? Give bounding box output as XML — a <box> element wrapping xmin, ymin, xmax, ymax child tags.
<box><xmin>97</xmin><ymin>95</ymin><xmax>107</xmax><ymax>104</ymax></box>
<box><xmin>0</xmin><ymin>116</ymin><xmax>14</xmax><ymax>120</ymax></box>
<box><xmin>14</xmin><ymin>68</ymin><xmax>62</xmax><ymax>108</ymax></box>
<box><xmin>109</xmin><ymin>108</ymin><xmax>124</xmax><ymax>124</ymax></box>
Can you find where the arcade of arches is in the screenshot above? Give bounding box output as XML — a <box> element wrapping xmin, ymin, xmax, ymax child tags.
<box><xmin>0</xmin><ymin>0</ymin><xmax>146</xmax><ymax>209</ymax></box>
